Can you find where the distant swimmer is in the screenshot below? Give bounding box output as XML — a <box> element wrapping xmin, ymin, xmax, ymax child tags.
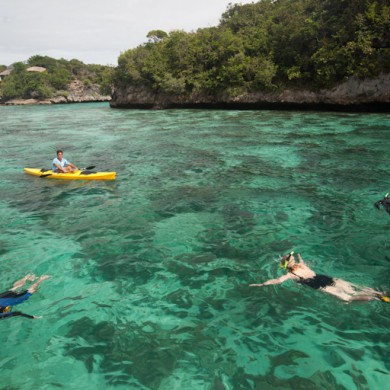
<box><xmin>0</xmin><ymin>274</ymin><xmax>51</xmax><ymax>320</ymax></box>
<box><xmin>250</xmin><ymin>252</ymin><xmax>389</xmax><ymax>303</ymax></box>
<box><xmin>374</xmin><ymin>193</ymin><xmax>390</xmax><ymax>214</ymax></box>
<box><xmin>52</xmin><ymin>149</ymin><xmax>78</xmax><ymax>173</ymax></box>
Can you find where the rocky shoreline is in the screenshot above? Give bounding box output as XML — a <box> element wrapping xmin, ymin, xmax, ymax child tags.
<box><xmin>110</xmin><ymin>74</ymin><xmax>390</xmax><ymax>112</ymax></box>
<box><xmin>3</xmin><ymin>74</ymin><xmax>389</xmax><ymax>110</ymax></box>
<box><xmin>2</xmin><ymin>96</ymin><xmax>111</xmax><ymax>106</ymax></box>
<box><xmin>2</xmin><ymin>95</ymin><xmax>111</xmax><ymax>106</ymax></box>
<box><xmin>1</xmin><ymin>79</ymin><xmax>111</xmax><ymax>106</ymax></box>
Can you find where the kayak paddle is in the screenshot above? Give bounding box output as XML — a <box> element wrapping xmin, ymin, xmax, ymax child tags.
<box><xmin>40</xmin><ymin>165</ymin><xmax>96</xmax><ymax>178</ymax></box>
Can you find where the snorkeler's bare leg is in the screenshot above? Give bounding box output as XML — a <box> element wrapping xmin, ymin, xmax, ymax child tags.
<box><xmin>351</xmin><ymin>287</ymin><xmax>387</xmax><ymax>301</ymax></box>
<box><xmin>323</xmin><ymin>284</ymin><xmax>384</xmax><ymax>302</ymax></box>
<box><xmin>331</xmin><ymin>279</ymin><xmax>358</xmax><ymax>295</ymax></box>
<box><xmin>321</xmin><ymin>287</ymin><xmax>352</xmax><ymax>302</ymax></box>
<box><xmin>27</xmin><ymin>275</ymin><xmax>52</xmax><ymax>294</ymax></box>
<box><xmin>359</xmin><ymin>287</ymin><xmax>382</xmax><ymax>295</ymax></box>
<box><xmin>10</xmin><ymin>274</ymin><xmax>37</xmax><ymax>291</ymax></box>
<box><xmin>348</xmin><ymin>294</ymin><xmax>377</xmax><ymax>302</ymax></box>
<box><xmin>334</xmin><ymin>280</ymin><xmax>384</xmax><ymax>298</ymax></box>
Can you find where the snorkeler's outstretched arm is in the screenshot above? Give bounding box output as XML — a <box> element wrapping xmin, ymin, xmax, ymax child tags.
<box><xmin>12</xmin><ymin>311</ymin><xmax>37</xmax><ymax>319</ymax></box>
<box><xmin>0</xmin><ymin>311</ymin><xmax>36</xmax><ymax>320</ymax></box>
<box><xmin>249</xmin><ymin>274</ymin><xmax>293</xmax><ymax>287</ymax></box>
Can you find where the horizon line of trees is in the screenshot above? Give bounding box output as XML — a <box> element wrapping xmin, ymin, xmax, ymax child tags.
<box><xmin>114</xmin><ymin>0</ymin><xmax>389</xmax><ymax>97</ymax></box>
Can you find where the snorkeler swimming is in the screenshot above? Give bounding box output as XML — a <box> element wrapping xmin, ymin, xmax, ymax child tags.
<box><xmin>375</xmin><ymin>194</ymin><xmax>390</xmax><ymax>214</ymax></box>
<box><xmin>0</xmin><ymin>274</ymin><xmax>51</xmax><ymax>320</ymax></box>
<box><xmin>250</xmin><ymin>252</ymin><xmax>390</xmax><ymax>303</ymax></box>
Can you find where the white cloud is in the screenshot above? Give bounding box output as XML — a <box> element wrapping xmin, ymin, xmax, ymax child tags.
<box><xmin>0</xmin><ymin>0</ymin><xmax>254</xmax><ymax>66</ymax></box>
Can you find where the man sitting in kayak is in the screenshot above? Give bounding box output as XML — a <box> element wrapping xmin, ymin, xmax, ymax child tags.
<box><xmin>0</xmin><ymin>274</ymin><xmax>51</xmax><ymax>320</ymax></box>
<box><xmin>52</xmin><ymin>149</ymin><xmax>78</xmax><ymax>173</ymax></box>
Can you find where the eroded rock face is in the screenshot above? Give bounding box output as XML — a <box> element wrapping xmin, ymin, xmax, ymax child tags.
<box><xmin>110</xmin><ymin>74</ymin><xmax>390</xmax><ymax>110</ymax></box>
<box><xmin>66</xmin><ymin>80</ymin><xmax>111</xmax><ymax>103</ymax></box>
<box><xmin>3</xmin><ymin>79</ymin><xmax>111</xmax><ymax>105</ymax></box>
<box><xmin>278</xmin><ymin>74</ymin><xmax>390</xmax><ymax>105</ymax></box>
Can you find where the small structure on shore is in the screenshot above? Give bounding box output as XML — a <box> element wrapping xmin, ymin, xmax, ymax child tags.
<box><xmin>0</xmin><ymin>69</ymin><xmax>11</xmax><ymax>80</ymax></box>
<box><xmin>26</xmin><ymin>66</ymin><xmax>46</xmax><ymax>73</ymax></box>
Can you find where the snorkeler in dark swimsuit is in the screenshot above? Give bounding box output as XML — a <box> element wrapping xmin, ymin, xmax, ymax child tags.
<box><xmin>375</xmin><ymin>194</ymin><xmax>390</xmax><ymax>214</ymax></box>
<box><xmin>250</xmin><ymin>252</ymin><xmax>390</xmax><ymax>303</ymax></box>
<box><xmin>0</xmin><ymin>274</ymin><xmax>51</xmax><ymax>320</ymax></box>
<box><xmin>295</xmin><ymin>273</ymin><xmax>335</xmax><ymax>289</ymax></box>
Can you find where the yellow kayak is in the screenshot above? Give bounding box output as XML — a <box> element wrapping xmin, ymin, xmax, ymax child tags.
<box><xmin>24</xmin><ymin>168</ymin><xmax>116</xmax><ymax>181</ymax></box>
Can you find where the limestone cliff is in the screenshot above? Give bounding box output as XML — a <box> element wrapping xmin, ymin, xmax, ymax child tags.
<box><xmin>110</xmin><ymin>74</ymin><xmax>389</xmax><ymax>111</ymax></box>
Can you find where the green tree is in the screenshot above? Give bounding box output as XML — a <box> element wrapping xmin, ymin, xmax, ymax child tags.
<box><xmin>99</xmin><ymin>66</ymin><xmax>115</xmax><ymax>95</ymax></box>
<box><xmin>48</xmin><ymin>67</ymin><xmax>72</xmax><ymax>90</ymax></box>
<box><xmin>147</xmin><ymin>30</ymin><xmax>168</xmax><ymax>43</ymax></box>
<box><xmin>27</xmin><ymin>55</ymin><xmax>58</xmax><ymax>71</ymax></box>
<box><xmin>112</xmin><ymin>0</ymin><xmax>390</xmax><ymax>96</ymax></box>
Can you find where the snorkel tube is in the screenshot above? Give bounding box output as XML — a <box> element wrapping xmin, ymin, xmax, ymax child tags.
<box><xmin>280</xmin><ymin>251</ymin><xmax>294</xmax><ymax>270</ymax></box>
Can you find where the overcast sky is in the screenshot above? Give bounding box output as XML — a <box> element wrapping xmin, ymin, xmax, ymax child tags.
<box><xmin>1</xmin><ymin>0</ymin><xmax>254</xmax><ymax>66</ymax></box>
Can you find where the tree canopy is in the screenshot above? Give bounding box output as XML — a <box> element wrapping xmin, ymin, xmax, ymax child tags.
<box><xmin>0</xmin><ymin>56</ymin><xmax>114</xmax><ymax>100</ymax></box>
<box><xmin>114</xmin><ymin>0</ymin><xmax>389</xmax><ymax>96</ymax></box>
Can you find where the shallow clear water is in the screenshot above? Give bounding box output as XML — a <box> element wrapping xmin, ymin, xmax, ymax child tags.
<box><xmin>0</xmin><ymin>103</ymin><xmax>389</xmax><ymax>389</ymax></box>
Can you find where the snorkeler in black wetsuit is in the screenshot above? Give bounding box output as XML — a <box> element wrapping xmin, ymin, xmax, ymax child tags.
<box><xmin>250</xmin><ymin>252</ymin><xmax>390</xmax><ymax>303</ymax></box>
<box><xmin>375</xmin><ymin>194</ymin><xmax>390</xmax><ymax>214</ymax></box>
<box><xmin>0</xmin><ymin>274</ymin><xmax>51</xmax><ymax>320</ymax></box>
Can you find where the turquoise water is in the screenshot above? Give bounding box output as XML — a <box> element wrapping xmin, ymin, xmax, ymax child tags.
<box><xmin>0</xmin><ymin>103</ymin><xmax>389</xmax><ymax>389</ymax></box>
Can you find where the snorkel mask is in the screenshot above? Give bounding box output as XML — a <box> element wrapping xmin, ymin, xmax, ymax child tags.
<box><xmin>280</xmin><ymin>251</ymin><xmax>294</xmax><ymax>270</ymax></box>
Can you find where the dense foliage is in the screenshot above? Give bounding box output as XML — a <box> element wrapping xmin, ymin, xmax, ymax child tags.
<box><xmin>114</xmin><ymin>0</ymin><xmax>389</xmax><ymax>96</ymax></box>
<box><xmin>0</xmin><ymin>56</ymin><xmax>114</xmax><ymax>100</ymax></box>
